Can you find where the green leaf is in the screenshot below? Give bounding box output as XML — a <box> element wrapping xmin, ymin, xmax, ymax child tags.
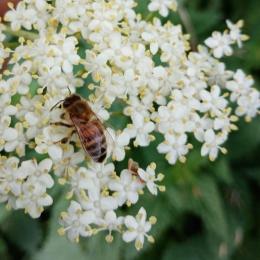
<box><xmin>244</xmin><ymin>167</ymin><xmax>260</xmax><ymax>184</ymax></box>
<box><xmin>166</xmin><ymin>184</ymin><xmax>194</xmax><ymax>213</ymax></box>
<box><xmin>33</xmin><ymin>194</ymin><xmax>86</xmax><ymax>260</ymax></box>
<box><xmin>193</xmin><ymin>176</ymin><xmax>229</xmax><ymax>241</ymax></box>
<box><xmin>33</xmin><ymin>235</ymin><xmax>86</xmax><ymax>260</ymax></box>
<box><xmin>162</xmin><ymin>235</ymin><xmax>218</xmax><ymax>260</ymax></box>
<box><xmin>1</xmin><ymin>211</ymin><xmax>42</xmax><ymax>253</ymax></box>
<box><xmin>167</xmin><ymin>175</ymin><xmax>229</xmax><ymax>241</ymax></box>
<box><xmin>189</xmin><ymin>9</ymin><xmax>221</xmax><ymax>37</ymax></box>
<box><xmin>82</xmin><ymin>233</ymin><xmax>122</xmax><ymax>260</ymax></box>
<box><xmin>0</xmin><ymin>205</ymin><xmax>11</xmax><ymax>223</ymax></box>
<box><xmin>185</xmin><ymin>148</ymin><xmax>209</xmax><ymax>174</ymax></box>
<box><xmin>0</xmin><ymin>238</ymin><xmax>8</xmax><ymax>260</ymax></box>
<box><xmin>210</xmin><ymin>158</ymin><xmax>234</xmax><ymax>184</ymax></box>
<box><xmin>233</xmin><ymin>234</ymin><xmax>260</xmax><ymax>260</ymax></box>
<box><xmin>227</xmin><ymin>117</ymin><xmax>260</xmax><ymax>161</ymax></box>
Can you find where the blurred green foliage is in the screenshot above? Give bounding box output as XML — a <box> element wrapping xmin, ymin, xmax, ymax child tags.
<box><xmin>0</xmin><ymin>0</ymin><xmax>260</xmax><ymax>259</ymax></box>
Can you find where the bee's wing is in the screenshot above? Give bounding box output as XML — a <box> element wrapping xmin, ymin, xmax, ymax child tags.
<box><xmin>104</xmin><ymin>127</ymin><xmax>116</xmax><ymax>158</ymax></box>
<box><xmin>70</xmin><ymin>115</ymin><xmax>106</xmax><ymax>162</ymax></box>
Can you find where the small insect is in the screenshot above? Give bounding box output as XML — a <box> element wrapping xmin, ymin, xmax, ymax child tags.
<box><xmin>128</xmin><ymin>159</ymin><xmax>145</xmax><ymax>183</ymax></box>
<box><xmin>128</xmin><ymin>158</ymin><xmax>140</xmax><ymax>175</ymax></box>
<box><xmin>52</xmin><ymin>93</ymin><xmax>107</xmax><ymax>163</ymax></box>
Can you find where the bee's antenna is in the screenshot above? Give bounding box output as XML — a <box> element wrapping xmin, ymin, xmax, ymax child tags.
<box><xmin>67</xmin><ymin>86</ymin><xmax>72</xmax><ymax>95</ymax></box>
<box><xmin>50</xmin><ymin>100</ymin><xmax>64</xmax><ymax>111</ymax></box>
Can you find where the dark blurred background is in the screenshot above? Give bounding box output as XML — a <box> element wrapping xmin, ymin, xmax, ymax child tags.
<box><xmin>0</xmin><ymin>0</ymin><xmax>259</xmax><ymax>259</ymax></box>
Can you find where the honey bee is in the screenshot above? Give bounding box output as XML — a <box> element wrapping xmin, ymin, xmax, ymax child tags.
<box><xmin>53</xmin><ymin>94</ymin><xmax>107</xmax><ymax>163</ymax></box>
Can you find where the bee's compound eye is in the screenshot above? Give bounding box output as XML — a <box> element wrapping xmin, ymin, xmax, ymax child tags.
<box><xmin>63</xmin><ymin>99</ymin><xmax>71</xmax><ymax>108</ymax></box>
<box><xmin>63</xmin><ymin>95</ymin><xmax>81</xmax><ymax>108</ymax></box>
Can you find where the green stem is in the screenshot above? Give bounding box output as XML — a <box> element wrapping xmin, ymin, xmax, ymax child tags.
<box><xmin>3</xmin><ymin>24</ymin><xmax>38</xmax><ymax>41</ymax></box>
<box><xmin>177</xmin><ymin>4</ymin><xmax>198</xmax><ymax>51</ymax></box>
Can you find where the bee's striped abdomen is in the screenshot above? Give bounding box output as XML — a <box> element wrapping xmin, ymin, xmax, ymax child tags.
<box><xmin>73</xmin><ymin>118</ymin><xmax>107</xmax><ymax>163</ymax></box>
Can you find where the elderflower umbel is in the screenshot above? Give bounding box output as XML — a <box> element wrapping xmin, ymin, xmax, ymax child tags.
<box><xmin>0</xmin><ymin>0</ymin><xmax>259</xmax><ymax>251</ymax></box>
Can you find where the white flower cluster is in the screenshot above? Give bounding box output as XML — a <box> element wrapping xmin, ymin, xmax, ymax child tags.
<box><xmin>0</xmin><ymin>156</ymin><xmax>53</xmax><ymax>218</ymax></box>
<box><xmin>205</xmin><ymin>20</ymin><xmax>249</xmax><ymax>58</ymax></box>
<box><xmin>0</xmin><ymin>0</ymin><xmax>259</xmax><ymax>250</ymax></box>
<box><xmin>58</xmin><ymin>161</ymin><xmax>162</xmax><ymax>249</ymax></box>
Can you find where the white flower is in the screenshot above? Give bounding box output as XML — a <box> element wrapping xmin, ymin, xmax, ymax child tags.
<box><xmin>207</xmin><ymin>62</ymin><xmax>233</xmax><ymax>87</ymax></box>
<box><xmin>53</xmin><ymin>0</ymin><xmax>89</xmax><ymax>34</ymax></box>
<box><xmin>226</xmin><ymin>20</ymin><xmax>249</xmax><ymax>48</ymax></box>
<box><xmin>205</xmin><ymin>32</ymin><xmax>233</xmax><ymax>58</ymax></box>
<box><xmin>59</xmin><ymin>201</ymin><xmax>95</xmax><ymax>242</ymax></box>
<box><xmin>16</xmin><ymin>181</ymin><xmax>53</xmax><ymax>218</ymax></box>
<box><xmin>90</xmin><ymin>101</ymin><xmax>110</xmax><ymax>121</ymax></box>
<box><xmin>16</xmin><ymin>95</ymin><xmax>47</xmax><ymax>139</ymax></box>
<box><xmin>199</xmin><ymin>85</ymin><xmax>228</xmax><ymax>116</ymax></box>
<box><xmin>19</xmin><ymin>158</ymin><xmax>54</xmax><ymax>189</ymax></box>
<box><xmin>0</xmin><ymin>93</ymin><xmax>17</xmax><ymax>116</ymax></box>
<box><xmin>35</xmin><ymin>126</ymin><xmax>71</xmax><ymax>160</ymax></box>
<box><xmin>154</xmin><ymin>89</ymin><xmax>200</xmax><ymax>135</ymax></box>
<box><xmin>53</xmin><ymin>145</ymin><xmax>85</xmax><ymax>176</ymax></box>
<box><xmin>80</xmin><ymin>188</ymin><xmax>118</xmax><ymax>217</ymax></box>
<box><xmin>109</xmin><ymin>169</ymin><xmax>144</xmax><ymax>206</ymax></box>
<box><xmin>100</xmin><ymin>210</ymin><xmax>124</xmax><ymax>241</ymax></box>
<box><xmin>82</xmin><ymin>161</ymin><xmax>115</xmax><ymax>187</ymax></box>
<box><xmin>107</xmin><ymin>128</ymin><xmax>130</xmax><ymax>161</ymax></box>
<box><xmin>0</xmin><ymin>157</ymin><xmax>26</xmax><ymax>201</ymax></box>
<box><xmin>236</xmin><ymin>89</ymin><xmax>260</xmax><ymax>119</ymax></box>
<box><xmin>226</xmin><ymin>69</ymin><xmax>254</xmax><ymax>101</ymax></box>
<box><xmin>4</xmin><ymin>2</ymin><xmax>37</xmax><ymax>31</ymax></box>
<box><xmin>201</xmin><ymin>129</ymin><xmax>228</xmax><ymax>161</ymax></box>
<box><xmin>123</xmin><ymin>207</ymin><xmax>154</xmax><ymax>250</ymax></box>
<box><xmin>14</xmin><ymin>158</ymin><xmax>54</xmax><ymax>218</ymax></box>
<box><xmin>0</xmin><ymin>116</ymin><xmax>18</xmax><ymax>153</ymax></box>
<box><xmin>213</xmin><ymin>109</ymin><xmax>238</xmax><ymax>132</ymax></box>
<box><xmin>141</xmin><ymin>28</ymin><xmax>160</xmax><ymax>55</ymax></box>
<box><xmin>68</xmin><ymin>167</ymin><xmax>97</xmax><ymax>195</ymax></box>
<box><xmin>148</xmin><ymin>0</ymin><xmax>177</xmax><ymax>17</ymax></box>
<box><xmin>5</xmin><ymin>122</ymin><xmax>27</xmax><ymax>157</ymax></box>
<box><xmin>10</xmin><ymin>61</ymin><xmax>32</xmax><ymax>95</ymax></box>
<box><xmin>137</xmin><ymin>163</ymin><xmax>164</xmax><ymax>195</ymax></box>
<box><xmin>4</xmin><ymin>0</ymin><xmax>49</xmax><ymax>32</ymax></box>
<box><xmin>225</xmin><ymin>69</ymin><xmax>259</xmax><ymax>119</ymax></box>
<box><xmin>126</xmin><ymin>112</ymin><xmax>155</xmax><ymax>147</ymax></box>
<box><xmin>157</xmin><ymin>133</ymin><xmax>191</xmax><ymax>164</ymax></box>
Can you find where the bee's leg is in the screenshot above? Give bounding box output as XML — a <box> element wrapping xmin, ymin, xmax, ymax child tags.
<box><xmin>60</xmin><ymin>113</ymin><xmax>66</xmax><ymax>120</ymax></box>
<box><xmin>60</xmin><ymin>137</ymin><xmax>69</xmax><ymax>144</ymax></box>
<box><xmin>50</xmin><ymin>122</ymin><xmax>73</xmax><ymax>128</ymax></box>
<box><xmin>59</xmin><ymin>130</ymin><xmax>76</xmax><ymax>144</ymax></box>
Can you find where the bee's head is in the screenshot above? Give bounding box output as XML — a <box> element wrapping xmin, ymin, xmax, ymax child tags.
<box><xmin>63</xmin><ymin>94</ymin><xmax>81</xmax><ymax>108</ymax></box>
